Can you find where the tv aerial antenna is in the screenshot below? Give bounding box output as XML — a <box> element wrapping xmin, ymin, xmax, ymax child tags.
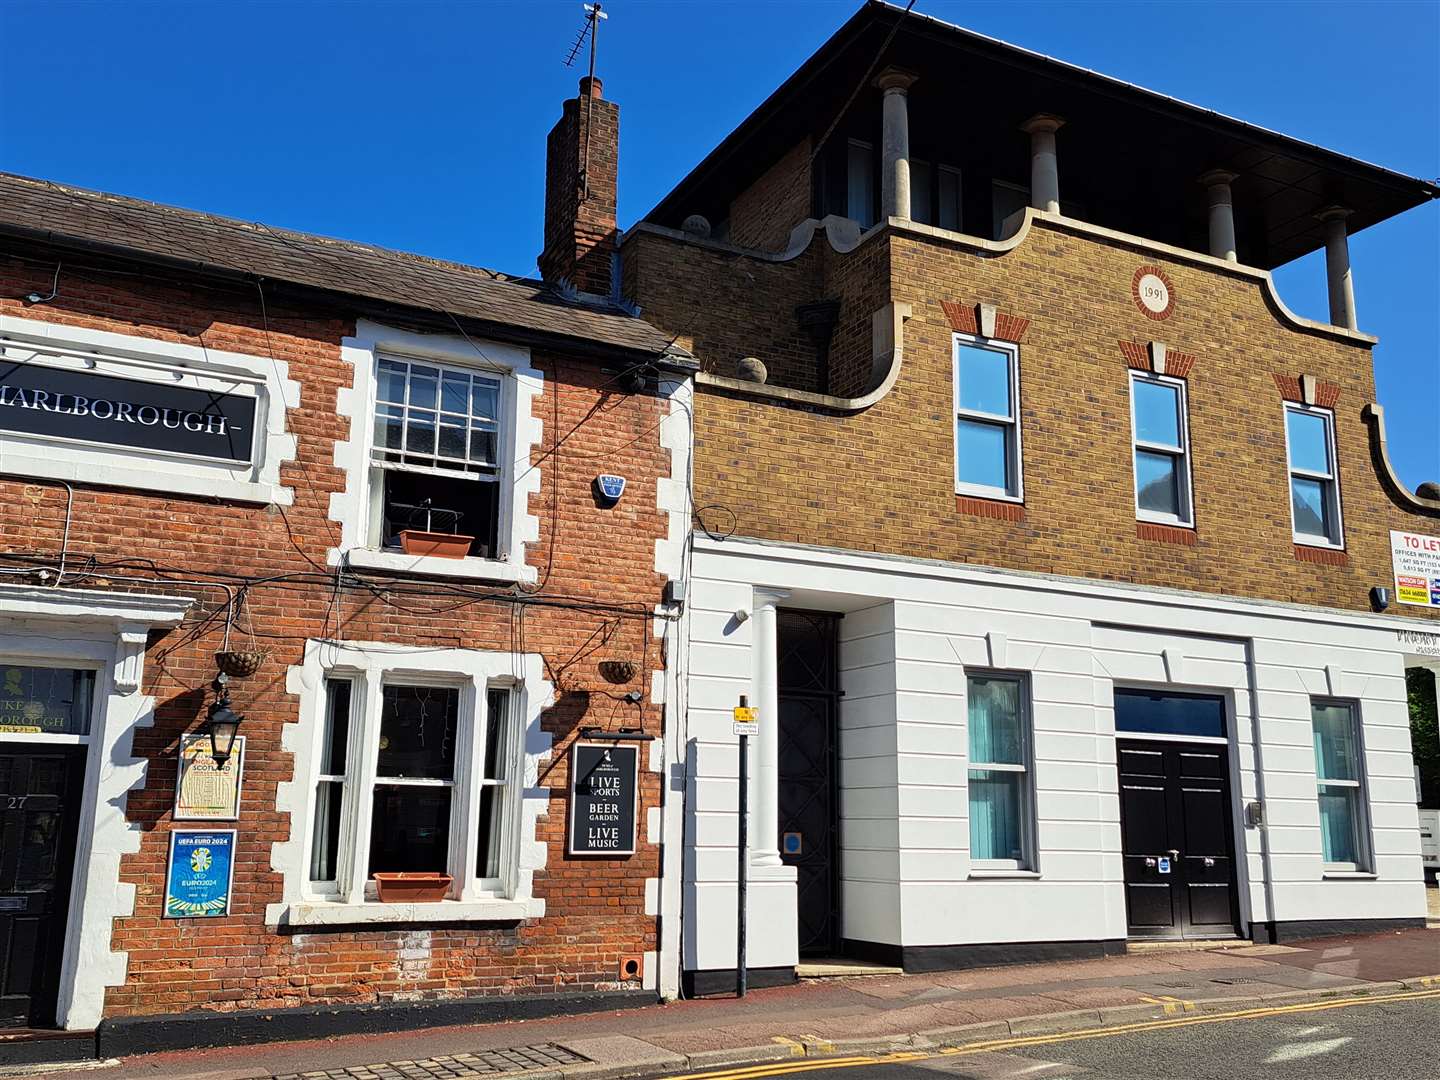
<box><xmin>562</xmin><ymin>3</ymin><xmax>609</xmax><ymax>198</ymax></box>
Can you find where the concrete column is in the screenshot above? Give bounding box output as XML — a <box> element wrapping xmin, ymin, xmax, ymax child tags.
<box><xmin>1317</xmin><ymin>206</ymin><xmax>1358</xmax><ymax>330</ymax></box>
<box><xmin>874</xmin><ymin>69</ymin><xmax>918</xmax><ymax>220</ymax></box>
<box><xmin>750</xmin><ymin>587</ymin><xmax>789</xmax><ymax>868</ymax></box>
<box><xmin>1021</xmin><ymin>114</ymin><xmax>1065</xmax><ymax>213</ymax></box>
<box><xmin>1199</xmin><ymin>169</ymin><xmax>1238</xmax><ymax>262</ymax></box>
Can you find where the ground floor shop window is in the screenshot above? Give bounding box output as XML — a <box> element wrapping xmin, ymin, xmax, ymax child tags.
<box><xmin>1310</xmin><ymin>699</ymin><xmax>1372</xmax><ymax>872</ymax></box>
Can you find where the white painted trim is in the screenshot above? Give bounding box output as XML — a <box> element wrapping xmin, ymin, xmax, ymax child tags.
<box><xmin>0</xmin><ymin>313</ymin><xmax>299</xmax><ymax>505</ymax></box>
<box><xmin>328</xmin><ymin>320</ymin><xmax>542</xmax><ymax>584</ymax></box>
<box><xmin>268</xmin><ymin>639</ymin><xmax>553</xmax><ymax>927</ymax></box>
<box><xmin>0</xmin><ymin>585</ymin><xmax>191</xmax><ymax>1031</ymax></box>
<box><xmin>953</xmin><ymin>334</ymin><xmax>1024</xmax><ymax>502</ymax></box>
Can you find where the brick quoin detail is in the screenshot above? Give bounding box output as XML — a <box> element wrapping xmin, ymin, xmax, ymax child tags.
<box><xmin>1137</xmin><ymin>521</ymin><xmax>1197</xmax><ymax>546</ymax></box>
<box><xmin>956</xmin><ymin>495</ymin><xmax>1026</xmax><ymax>522</ymax></box>
<box><xmin>940</xmin><ymin>301</ymin><xmax>1030</xmax><ymax>343</ymax></box>
<box><xmin>1294</xmin><ymin>544</ymin><xmax>1350</xmax><ymax>566</ymax></box>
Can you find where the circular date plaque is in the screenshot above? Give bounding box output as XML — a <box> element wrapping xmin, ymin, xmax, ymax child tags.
<box><xmin>1132</xmin><ymin>265</ymin><xmax>1175</xmax><ymax>320</ymax></box>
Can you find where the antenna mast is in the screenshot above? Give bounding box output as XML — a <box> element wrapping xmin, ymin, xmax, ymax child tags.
<box><xmin>563</xmin><ymin>2</ymin><xmax>608</xmax><ymax>199</ymax></box>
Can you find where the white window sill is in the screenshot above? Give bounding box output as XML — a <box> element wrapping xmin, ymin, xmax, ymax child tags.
<box><xmin>338</xmin><ymin>547</ymin><xmax>537</xmax><ymax>584</ymax></box>
<box><xmin>955</xmin><ymin>487</ymin><xmax>1024</xmax><ymax>504</ymax></box>
<box><xmin>1293</xmin><ymin>536</ymin><xmax>1346</xmax><ymax>551</ymax></box>
<box><xmin>968</xmin><ymin>869</ymin><xmax>1041</xmax><ymax>880</ymax></box>
<box><xmin>270</xmin><ymin>897</ymin><xmax>543</xmax><ymax>927</ymax></box>
<box><xmin>1322</xmin><ymin>870</ymin><xmax>1377</xmax><ymax>880</ymax></box>
<box><xmin>1137</xmin><ymin>513</ymin><xmax>1194</xmax><ymax>529</ymax></box>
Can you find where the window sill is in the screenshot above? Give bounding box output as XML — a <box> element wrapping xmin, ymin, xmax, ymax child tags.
<box><xmin>1322</xmin><ymin>870</ymin><xmax>1377</xmax><ymax>880</ymax></box>
<box><xmin>968</xmin><ymin>869</ymin><xmax>1041</xmax><ymax>880</ymax></box>
<box><xmin>1136</xmin><ymin>521</ymin><xmax>1197</xmax><ymax>546</ymax></box>
<box><xmin>270</xmin><ymin>897</ymin><xmax>543</xmax><ymax>928</ymax></box>
<box><xmin>338</xmin><ymin>547</ymin><xmax>537</xmax><ymax>584</ymax></box>
<box><xmin>1294</xmin><ymin>543</ymin><xmax>1349</xmax><ymax>567</ymax></box>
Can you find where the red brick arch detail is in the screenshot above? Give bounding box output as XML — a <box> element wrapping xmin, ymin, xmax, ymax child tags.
<box><xmin>1119</xmin><ymin>341</ymin><xmax>1149</xmax><ymax>370</ymax></box>
<box><xmin>940</xmin><ymin>302</ymin><xmax>1031</xmax><ymax>344</ymax></box>
<box><xmin>1166</xmin><ymin>351</ymin><xmax>1197</xmax><ymax>378</ymax></box>
<box><xmin>940</xmin><ymin>301</ymin><xmax>978</xmax><ymax>334</ymax></box>
<box><xmin>1119</xmin><ymin>342</ymin><xmax>1197</xmax><ymax>378</ymax></box>
<box><xmin>1273</xmin><ymin>374</ymin><xmax>1341</xmax><ymax>407</ymax></box>
<box><xmin>1314</xmin><ymin>382</ymin><xmax>1342</xmax><ymax>408</ymax></box>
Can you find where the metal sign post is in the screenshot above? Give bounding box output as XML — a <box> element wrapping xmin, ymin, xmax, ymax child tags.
<box><xmin>733</xmin><ymin>694</ymin><xmax>758</xmax><ymax>998</ymax></box>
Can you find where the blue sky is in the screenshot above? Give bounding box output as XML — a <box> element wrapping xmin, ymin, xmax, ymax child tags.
<box><xmin>1</xmin><ymin>0</ymin><xmax>1435</xmax><ymax>488</ymax></box>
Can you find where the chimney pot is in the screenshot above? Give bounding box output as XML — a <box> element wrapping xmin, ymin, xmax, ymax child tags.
<box><xmin>579</xmin><ymin>75</ymin><xmax>604</xmax><ymax>99</ymax></box>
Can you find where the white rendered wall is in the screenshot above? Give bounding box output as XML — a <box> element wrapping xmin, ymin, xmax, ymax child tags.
<box><xmin>681</xmin><ymin>537</ymin><xmax>1427</xmax><ymax>970</ymax></box>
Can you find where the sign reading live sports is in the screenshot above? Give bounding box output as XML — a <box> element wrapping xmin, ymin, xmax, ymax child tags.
<box><xmin>567</xmin><ymin>743</ymin><xmax>638</xmax><ymax>856</ymax></box>
<box><xmin>0</xmin><ymin>360</ymin><xmax>256</xmax><ymax>463</ymax></box>
<box><xmin>1391</xmin><ymin>530</ymin><xmax>1440</xmax><ymax>608</ymax></box>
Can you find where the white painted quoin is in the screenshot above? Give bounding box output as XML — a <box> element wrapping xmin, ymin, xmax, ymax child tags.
<box><xmin>677</xmin><ymin>535</ymin><xmax>1428</xmax><ymax>978</ymax></box>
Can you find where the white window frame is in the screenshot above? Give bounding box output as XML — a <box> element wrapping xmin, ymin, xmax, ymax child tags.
<box><xmin>1284</xmin><ymin>402</ymin><xmax>1345</xmax><ymax>549</ymax></box>
<box><xmin>1129</xmin><ymin>371</ymin><xmax>1195</xmax><ymax>528</ymax></box>
<box><xmin>270</xmin><ymin>641</ymin><xmax>552</xmax><ymax>927</ymax></box>
<box><xmin>965</xmin><ymin>670</ymin><xmax>1037</xmax><ymax>873</ymax></box>
<box><xmin>1309</xmin><ymin>697</ymin><xmax>1373</xmax><ymax>874</ymax></box>
<box><xmin>331</xmin><ymin>321</ymin><xmax>542</xmax><ymax>585</ymax></box>
<box><xmin>953</xmin><ymin>334</ymin><xmax>1024</xmax><ymax>502</ymax></box>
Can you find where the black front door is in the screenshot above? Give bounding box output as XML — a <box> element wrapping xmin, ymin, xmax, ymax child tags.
<box><xmin>1118</xmin><ymin>740</ymin><xmax>1240</xmax><ymax>939</ymax></box>
<box><xmin>776</xmin><ymin>610</ymin><xmax>840</xmax><ymax>958</ymax></box>
<box><xmin>0</xmin><ymin>750</ymin><xmax>84</xmax><ymax>1027</ymax></box>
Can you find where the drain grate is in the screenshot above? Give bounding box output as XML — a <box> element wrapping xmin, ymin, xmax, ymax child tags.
<box><xmin>274</xmin><ymin>1043</ymin><xmax>591</xmax><ymax>1080</ymax></box>
<box><xmin>1211</xmin><ymin>978</ymin><xmax>1257</xmax><ymax>986</ymax></box>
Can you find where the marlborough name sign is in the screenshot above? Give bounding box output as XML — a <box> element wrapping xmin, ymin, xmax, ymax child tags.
<box><xmin>0</xmin><ymin>360</ymin><xmax>256</xmax><ymax>463</ymax></box>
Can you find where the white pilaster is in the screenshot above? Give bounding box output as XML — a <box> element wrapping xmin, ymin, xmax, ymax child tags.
<box><xmin>1317</xmin><ymin>206</ymin><xmax>1358</xmax><ymax>331</ymax></box>
<box><xmin>874</xmin><ymin>69</ymin><xmax>917</xmax><ymax>220</ymax></box>
<box><xmin>1021</xmin><ymin>114</ymin><xmax>1065</xmax><ymax>214</ymax></box>
<box><xmin>751</xmin><ymin>587</ymin><xmax>789</xmax><ymax>868</ymax></box>
<box><xmin>1199</xmin><ymin>169</ymin><xmax>1238</xmax><ymax>262</ymax></box>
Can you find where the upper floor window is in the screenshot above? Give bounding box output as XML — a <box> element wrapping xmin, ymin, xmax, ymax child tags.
<box><xmin>910</xmin><ymin>160</ymin><xmax>962</xmax><ymax>230</ymax></box>
<box><xmin>991</xmin><ymin>181</ymin><xmax>1030</xmax><ymax>239</ymax></box>
<box><xmin>1285</xmin><ymin>404</ymin><xmax>1343</xmax><ymax>547</ymax></box>
<box><xmin>1310</xmin><ymin>699</ymin><xmax>1371</xmax><ymax>872</ymax></box>
<box><xmin>370</xmin><ymin>356</ymin><xmax>504</xmax><ymax>558</ymax></box>
<box><xmin>1130</xmin><ymin>372</ymin><xmax>1193</xmax><ymax>527</ymax></box>
<box><xmin>954</xmin><ymin>337</ymin><xmax>1023</xmax><ymax>502</ymax></box>
<box><xmin>968</xmin><ymin>672</ymin><xmax>1035</xmax><ymax>870</ymax></box>
<box><xmin>847</xmin><ymin>139</ymin><xmax>876</xmax><ymax>228</ymax></box>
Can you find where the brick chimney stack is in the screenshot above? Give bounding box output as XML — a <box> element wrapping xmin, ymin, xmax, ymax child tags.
<box><xmin>539</xmin><ymin>75</ymin><xmax>619</xmax><ymax>297</ymax></box>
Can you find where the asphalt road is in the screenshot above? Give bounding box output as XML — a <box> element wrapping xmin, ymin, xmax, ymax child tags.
<box><xmin>690</xmin><ymin>994</ymin><xmax>1440</xmax><ymax>1080</ymax></box>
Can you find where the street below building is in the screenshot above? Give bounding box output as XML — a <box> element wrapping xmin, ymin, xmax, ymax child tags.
<box><xmin>667</xmin><ymin>991</ymin><xmax>1440</xmax><ymax>1080</ymax></box>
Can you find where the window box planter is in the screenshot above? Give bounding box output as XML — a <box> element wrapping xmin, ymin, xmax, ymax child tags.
<box><xmin>398</xmin><ymin>530</ymin><xmax>474</xmax><ymax>559</ymax></box>
<box><xmin>372</xmin><ymin>872</ymin><xmax>453</xmax><ymax>903</ymax></box>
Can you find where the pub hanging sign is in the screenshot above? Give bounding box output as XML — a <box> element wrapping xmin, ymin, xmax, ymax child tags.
<box><xmin>0</xmin><ymin>359</ymin><xmax>257</xmax><ymax>464</ymax></box>
<box><xmin>567</xmin><ymin>742</ymin><xmax>639</xmax><ymax>857</ymax></box>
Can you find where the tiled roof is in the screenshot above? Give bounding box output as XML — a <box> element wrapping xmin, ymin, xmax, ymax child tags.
<box><xmin>0</xmin><ymin>172</ymin><xmax>685</xmax><ymax>360</ymax></box>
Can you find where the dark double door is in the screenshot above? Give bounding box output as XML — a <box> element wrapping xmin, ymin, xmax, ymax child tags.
<box><xmin>0</xmin><ymin>750</ymin><xmax>84</xmax><ymax>1027</ymax></box>
<box><xmin>776</xmin><ymin>611</ymin><xmax>841</xmax><ymax>958</ymax></box>
<box><xmin>1118</xmin><ymin>739</ymin><xmax>1240</xmax><ymax>939</ymax></box>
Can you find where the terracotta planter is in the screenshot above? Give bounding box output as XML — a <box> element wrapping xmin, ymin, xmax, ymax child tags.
<box><xmin>373</xmin><ymin>872</ymin><xmax>453</xmax><ymax>903</ymax></box>
<box><xmin>398</xmin><ymin>530</ymin><xmax>473</xmax><ymax>559</ymax></box>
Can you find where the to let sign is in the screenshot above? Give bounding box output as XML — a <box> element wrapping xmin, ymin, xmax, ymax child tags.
<box><xmin>568</xmin><ymin>742</ymin><xmax>638</xmax><ymax>856</ymax></box>
<box><xmin>1391</xmin><ymin>530</ymin><xmax>1440</xmax><ymax>608</ymax></box>
<box><xmin>0</xmin><ymin>360</ymin><xmax>256</xmax><ymax>463</ymax></box>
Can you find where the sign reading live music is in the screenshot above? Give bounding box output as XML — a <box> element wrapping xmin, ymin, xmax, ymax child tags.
<box><xmin>567</xmin><ymin>743</ymin><xmax>639</xmax><ymax>856</ymax></box>
<box><xmin>0</xmin><ymin>360</ymin><xmax>256</xmax><ymax>463</ymax></box>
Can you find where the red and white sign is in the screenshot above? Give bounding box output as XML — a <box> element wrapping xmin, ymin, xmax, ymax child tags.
<box><xmin>1391</xmin><ymin>530</ymin><xmax>1440</xmax><ymax>607</ymax></box>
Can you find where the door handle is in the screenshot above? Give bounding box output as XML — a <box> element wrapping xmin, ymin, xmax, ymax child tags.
<box><xmin>1167</xmin><ymin>849</ymin><xmax>1181</xmax><ymax>860</ymax></box>
<box><xmin>1203</xmin><ymin>857</ymin><xmax>1215</xmax><ymax>868</ymax></box>
<box><xmin>1145</xmin><ymin>857</ymin><xmax>1157</xmax><ymax>868</ymax></box>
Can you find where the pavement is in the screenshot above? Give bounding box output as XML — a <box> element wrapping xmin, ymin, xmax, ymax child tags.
<box><xmin>12</xmin><ymin>926</ymin><xmax>1439</xmax><ymax>1080</ymax></box>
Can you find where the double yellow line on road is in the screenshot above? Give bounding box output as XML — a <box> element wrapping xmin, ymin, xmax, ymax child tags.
<box><xmin>663</xmin><ymin>986</ymin><xmax>1440</xmax><ymax>1080</ymax></box>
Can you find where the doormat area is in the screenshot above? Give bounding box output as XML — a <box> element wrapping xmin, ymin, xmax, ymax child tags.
<box><xmin>273</xmin><ymin>1043</ymin><xmax>591</xmax><ymax>1080</ymax></box>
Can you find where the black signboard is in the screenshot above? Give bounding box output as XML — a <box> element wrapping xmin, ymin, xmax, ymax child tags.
<box><xmin>567</xmin><ymin>742</ymin><xmax>639</xmax><ymax>856</ymax></box>
<box><xmin>0</xmin><ymin>360</ymin><xmax>256</xmax><ymax>463</ymax></box>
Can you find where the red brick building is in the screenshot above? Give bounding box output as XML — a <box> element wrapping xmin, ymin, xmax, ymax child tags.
<box><xmin>0</xmin><ymin>72</ymin><xmax>693</xmax><ymax>1059</ymax></box>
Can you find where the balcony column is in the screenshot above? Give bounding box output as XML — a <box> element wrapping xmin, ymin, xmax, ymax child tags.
<box><xmin>874</xmin><ymin>68</ymin><xmax>918</xmax><ymax>220</ymax></box>
<box><xmin>1317</xmin><ymin>206</ymin><xmax>1358</xmax><ymax>331</ymax></box>
<box><xmin>750</xmin><ymin>587</ymin><xmax>789</xmax><ymax>868</ymax></box>
<box><xmin>1021</xmin><ymin>114</ymin><xmax>1065</xmax><ymax>213</ymax></box>
<box><xmin>1199</xmin><ymin>169</ymin><xmax>1238</xmax><ymax>262</ymax></box>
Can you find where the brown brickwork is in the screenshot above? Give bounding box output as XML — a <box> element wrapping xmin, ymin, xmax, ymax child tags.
<box><xmin>727</xmin><ymin>139</ymin><xmax>812</xmax><ymax>253</ymax></box>
<box><xmin>540</xmin><ymin>78</ymin><xmax>619</xmax><ymax>295</ymax></box>
<box><xmin>626</xmin><ymin>210</ymin><xmax>1440</xmax><ymax>619</ymax></box>
<box><xmin>0</xmin><ymin>248</ymin><xmax>672</xmax><ymax>1018</ymax></box>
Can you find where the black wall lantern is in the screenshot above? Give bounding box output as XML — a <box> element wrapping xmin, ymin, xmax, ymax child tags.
<box><xmin>207</xmin><ymin>684</ymin><xmax>244</xmax><ymax>766</ymax></box>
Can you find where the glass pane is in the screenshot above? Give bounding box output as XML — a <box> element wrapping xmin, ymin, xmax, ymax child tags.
<box><xmin>470</xmin><ymin>425</ymin><xmax>497</xmax><ymax>465</ymax></box>
<box><xmin>405</xmin><ymin>412</ymin><xmax>436</xmax><ymax>456</ymax></box>
<box><xmin>1114</xmin><ymin>690</ymin><xmax>1226</xmax><ymax>738</ymax></box>
<box><xmin>938</xmin><ymin>169</ymin><xmax>961</xmax><ymax>231</ymax></box>
<box><xmin>1287</xmin><ymin>409</ymin><xmax>1331</xmax><ymax>474</ymax></box>
<box><xmin>1318</xmin><ymin>785</ymin><xmax>1360</xmax><ymax>865</ymax></box>
<box><xmin>438</xmin><ymin>424</ymin><xmax>467</xmax><ymax>460</ymax></box>
<box><xmin>968</xmin><ymin>675</ymin><xmax>1023</xmax><ymax>765</ymax></box>
<box><xmin>1291</xmin><ymin>477</ymin><xmax>1331</xmax><ymax>538</ymax></box>
<box><xmin>369</xmin><ymin>788</ymin><xmax>450</xmax><ymax>874</ymax></box>
<box><xmin>408</xmin><ymin>366</ymin><xmax>438</xmax><ymax>408</ymax></box>
<box><xmin>377</xmin><ymin>685</ymin><xmax>458</xmax><ymax>780</ymax></box>
<box><xmin>15</xmin><ymin>810</ymin><xmax>61</xmax><ymax>891</ymax></box>
<box><xmin>847</xmin><ymin>142</ymin><xmax>874</xmax><ymax>227</ymax></box>
<box><xmin>309</xmin><ymin>780</ymin><xmax>343</xmax><ymax>883</ymax></box>
<box><xmin>374</xmin><ymin>405</ymin><xmax>404</xmax><ymax>452</ymax></box>
<box><xmin>958</xmin><ymin>345</ymin><xmax>1012</xmax><ymax>416</ymax></box>
<box><xmin>1136</xmin><ymin>450</ymin><xmax>1180</xmax><ymax>515</ymax></box>
<box><xmin>471</xmin><ymin>382</ymin><xmax>498</xmax><ymax>420</ymax></box>
<box><xmin>969</xmin><ymin>770</ymin><xmax>1024</xmax><ymax>861</ymax></box>
<box><xmin>377</xmin><ymin>360</ymin><xmax>407</xmax><ymax>405</ymax></box>
<box><xmin>1133</xmin><ymin>379</ymin><xmax>1181</xmax><ymax>447</ymax></box>
<box><xmin>441</xmin><ymin>373</ymin><xmax>469</xmax><ymax>414</ymax></box>
<box><xmin>0</xmin><ymin>667</ymin><xmax>93</xmax><ymax>736</ymax></box>
<box><xmin>1312</xmin><ymin>702</ymin><xmax>1358</xmax><ymax>781</ymax></box>
<box><xmin>321</xmin><ymin>679</ymin><xmax>351</xmax><ymax>775</ymax></box>
<box><xmin>910</xmin><ymin>160</ymin><xmax>932</xmax><ymax>226</ymax></box>
<box><xmin>478</xmin><ymin>786</ymin><xmax>503</xmax><ymax>879</ymax></box>
<box><xmin>484</xmin><ymin>690</ymin><xmax>510</xmax><ymax>781</ymax></box>
<box><xmin>957</xmin><ymin>419</ymin><xmax>1010</xmax><ymax>491</ymax></box>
